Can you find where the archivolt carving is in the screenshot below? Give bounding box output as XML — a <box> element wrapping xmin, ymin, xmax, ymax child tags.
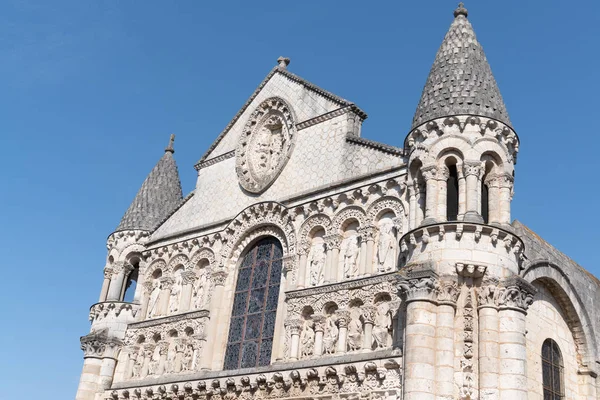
<box><xmin>332</xmin><ymin>206</ymin><xmax>366</xmax><ymax>233</ymax></box>
<box><xmin>146</xmin><ymin>259</ymin><xmax>166</xmax><ymax>279</ymax></box>
<box><xmin>221</xmin><ymin>202</ymin><xmax>296</xmax><ymax>263</ymax></box>
<box><xmin>190</xmin><ymin>248</ymin><xmax>216</xmax><ymax>268</ymax></box>
<box><xmin>298</xmin><ymin>214</ymin><xmax>331</xmax><ymax>249</ymax></box>
<box><xmin>367</xmin><ymin>196</ymin><xmax>406</xmax><ymax>229</ymax></box>
<box><xmin>167</xmin><ymin>254</ymin><xmax>189</xmax><ymax>274</ymax></box>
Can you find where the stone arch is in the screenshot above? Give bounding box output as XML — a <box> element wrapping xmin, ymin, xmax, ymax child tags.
<box><xmin>523</xmin><ymin>261</ymin><xmax>598</xmax><ymax>370</ymax></box>
<box><xmin>367</xmin><ymin>197</ymin><xmax>406</xmax><ymax>230</ymax></box>
<box><xmin>472</xmin><ymin>139</ymin><xmax>514</xmax><ymax>174</ymax></box>
<box><xmin>146</xmin><ymin>259</ymin><xmax>166</xmax><ymax>280</ymax></box>
<box><xmin>118</xmin><ymin>243</ymin><xmax>146</xmax><ymax>263</ymax></box>
<box><xmin>190</xmin><ymin>248</ymin><xmax>216</xmax><ymax>269</ymax></box>
<box><xmin>167</xmin><ymin>254</ymin><xmax>189</xmax><ymax>275</ymax></box>
<box><xmin>227</xmin><ymin>225</ymin><xmax>289</xmax><ymax>273</ymax></box>
<box><xmin>428</xmin><ymin>135</ymin><xmax>471</xmax><ymax>162</ymax></box>
<box><xmin>299</xmin><ymin>214</ymin><xmax>331</xmax><ymax>249</ymax></box>
<box><xmin>221</xmin><ymin>202</ymin><xmax>295</xmax><ymax>265</ymax></box>
<box><xmin>332</xmin><ymin>206</ymin><xmax>367</xmax><ymax>234</ymax></box>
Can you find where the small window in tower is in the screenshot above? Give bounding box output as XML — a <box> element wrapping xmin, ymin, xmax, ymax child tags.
<box><xmin>447</xmin><ymin>164</ymin><xmax>459</xmax><ymax>221</ymax></box>
<box><xmin>542</xmin><ymin>339</ymin><xmax>564</xmax><ymax>399</ymax></box>
<box><xmin>481</xmin><ymin>180</ymin><xmax>489</xmax><ymax>224</ymax></box>
<box><xmin>123</xmin><ymin>263</ymin><xmax>139</xmax><ymax>303</ymax></box>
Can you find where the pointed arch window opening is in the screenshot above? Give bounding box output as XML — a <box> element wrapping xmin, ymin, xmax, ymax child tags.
<box><xmin>542</xmin><ymin>338</ymin><xmax>564</xmax><ymax>399</ymax></box>
<box><xmin>224</xmin><ymin>238</ymin><xmax>283</xmax><ymax>370</ymax></box>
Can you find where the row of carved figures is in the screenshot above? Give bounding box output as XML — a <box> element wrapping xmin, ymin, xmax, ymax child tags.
<box><xmin>146</xmin><ymin>268</ymin><xmax>210</xmax><ymax>319</ymax></box>
<box><xmin>304</xmin><ymin>217</ymin><xmax>401</xmax><ymax>287</ymax></box>
<box><xmin>286</xmin><ymin>300</ymin><xmax>398</xmax><ymax>360</ymax></box>
<box><xmin>124</xmin><ymin>336</ymin><xmax>204</xmax><ymax>380</ymax></box>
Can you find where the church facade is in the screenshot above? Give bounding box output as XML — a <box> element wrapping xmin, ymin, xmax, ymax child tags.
<box><xmin>75</xmin><ymin>4</ymin><xmax>600</xmax><ymax>400</ymax></box>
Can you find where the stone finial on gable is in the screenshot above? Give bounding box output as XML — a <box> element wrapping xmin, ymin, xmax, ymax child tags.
<box><xmin>165</xmin><ymin>134</ymin><xmax>175</xmax><ymax>154</ymax></box>
<box><xmin>277</xmin><ymin>56</ymin><xmax>291</xmax><ymax>69</ymax></box>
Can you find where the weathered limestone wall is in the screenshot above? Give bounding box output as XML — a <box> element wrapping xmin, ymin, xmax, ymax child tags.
<box><xmin>526</xmin><ymin>282</ymin><xmax>581</xmax><ymax>399</ymax></box>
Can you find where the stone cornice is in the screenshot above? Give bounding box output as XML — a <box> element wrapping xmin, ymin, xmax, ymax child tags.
<box><xmin>128</xmin><ymin>310</ymin><xmax>209</xmax><ymax>330</ymax></box>
<box><xmin>195</xmin><ymin>151</ymin><xmax>235</xmax><ymax>170</ymax></box>
<box><xmin>345</xmin><ymin>135</ymin><xmax>405</xmax><ymax>156</ymax></box>
<box><xmin>285</xmin><ymin>272</ymin><xmax>398</xmax><ymax>299</ymax></box>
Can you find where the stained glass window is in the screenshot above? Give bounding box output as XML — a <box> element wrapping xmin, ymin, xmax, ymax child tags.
<box><xmin>224</xmin><ymin>238</ymin><xmax>283</xmax><ymax>370</ymax></box>
<box><xmin>542</xmin><ymin>339</ymin><xmax>564</xmax><ymax>400</ymax></box>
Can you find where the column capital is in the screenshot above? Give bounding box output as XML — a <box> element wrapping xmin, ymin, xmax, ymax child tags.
<box><xmin>463</xmin><ymin>160</ymin><xmax>484</xmax><ymax>178</ymax></box>
<box><xmin>282</xmin><ymin>254</ymin><xmax>298</xmax><ymax>273</ymax></box>
<box><xmin>421</xmin><ymin>164</ymin><xmax>438</xmax><ymax>181</ymax></box>
<box><xmin>399</xmin><ymin>267</ymin><xmax>439</xmax><ymax>303</ymax></box>
<box><xmin>80</xmin><ymin>332</ymin><xmax>122</xmax><ymax>359</ymax></box>
<box><xmin>477</xmin><ymin>279</ymin><xmax>501</xmax><ymax>309</ymax></box>
<box><xmin>159</xmin><ymin>276</ymin><xmax>174</xmax><ymax>288</ymax></box>
<box><xmin>285</xmin><ymin>318</ymin><xmax>303</xmax><ymax>335</ymax></box>
<box><xmin>143</xmin><ymin>280</ymin><xmax>154</xmax><ymax>293</ymax></box>
<box><xmin>497</xmin><ymin>276</ymin><xmax>537</xmax><ymax>312</ymax></box>
<box><xmin>361</xmin><ymin>305</ymin><xmax>378</xmax><ymax>324</ymax></box>
<box><xmin>335</xmin><ymin>310</ymin><xmax>351</xmax><ymax>328</ymax></box>
<box><xmin>312</xmin><ymin>314</ymin><xmax>326</xmax><ymax>332</ymax></box>
<box><xmin>103</xmin><ymin>267</ymin><xmax>114</xmax><ymax>279</ymax></box>
<box><xmin>211</xmin><ymin>270</ymin><xmax>228</xmax><ymax>286</ymax></box>
<box><xmin>323</xmin><ymin>234</ymin><xmax>343</xmax><ymax>250</ymax></box>
<box><xmin>437</xmin><ymin>279</ymin><xmax>459</xmax><ymax>307</ymax></box>
<box><xmin>181</xmin><ymin>270</ymin><xmax>197</xmax><ymax>285</ymax></box>
<box><xmin>359</xmin><ymin>225</ymin><xmax>378</xmax><ymax>241</ymax></box>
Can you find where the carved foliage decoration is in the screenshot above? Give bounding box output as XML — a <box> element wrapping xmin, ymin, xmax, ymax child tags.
<box><xmin>298</xmin><ymin>214</ymin><xmax>331</xmax><ymax>250</ymax></box>
<box><xmin>236</xmin><ymin>97</ymin><xmax>296</xmax><ymax>193</ymax></box>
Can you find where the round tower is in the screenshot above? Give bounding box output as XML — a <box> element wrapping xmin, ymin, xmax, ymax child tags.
<box><xmin>76</xmin><ymin>136</ymin><xmax>183</xmax><ymax>400</ymax></box>
<box><xmin>398</xmin><ymin>4</ymin><xmax>533</xmax><ymax>400</ymax></box>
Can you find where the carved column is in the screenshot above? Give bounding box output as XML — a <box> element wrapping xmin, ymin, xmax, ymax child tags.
<box><xmin>497</xmin><ymin>277</ymin><xmax>536</xmax><ymax>400</ymax></box>
<box><xmin>158</xmin><ymin>277</ymin><xmax>174</xmax><ymax>317</ymax></box>
<box><xmin>361</xmin><ymin>225</ymin><xmax>377</xmax><ymax>275</ymax></box>
<box><xmin>336</xmin><ymin>310</ymin><xmax>350</xmax><ymax>354</ymax></box>
<box><xmin>361</xmin><ymin>305</ymin><xmax>377</xmax><ymax>350</ymax></box>
<box><xmin>200</xmin><ymin>270</ymin><xmax>227</xmax><ymax>370</ymax></box>
<box><xmin>140</xmin><ymin>281</ymin><xmax>153</xmax><ymax>320</ymax></box>
<box><xmin>421</xmin><ymin>165</ymin><xmax>439</xmax><ymax>225</ymax></box>
<box><xmin>399</xmin><ymin>271</ymin><xmax>438</xmax><ymax>400</ymax></box>
<box><xmin>179</xmin><ymin>271</ymin><xmax>197</xmax><ymax>312</ymax></box>
<box><xmin>76</xmin><ymin>334</ymin><xmax>121</xmax><ymax>400</ymax></box>
<box><xmin>297</xmin><ymin>245</ymin><xmax>310</xmax><ymax>289</ymax></box>
<box><xmin>435</xmin><ymin>280</ymin><xmax>459</xmax><ymax>400</ymax></box>
<box><xmin>484</xmin><ymin>174</ymin><xmax>501</xmax><ymax>224</ymax></box>
<box><xmin>436</xmin><ymin>166</ymin><xmax>450</xmax><ymax>222</ymax></box>
<box><xmin>107</xmin><ymin>262</ymin><xmax>133</xmax><ymax>301</ymax></box>
<box><xmin>478</xmin><ymin>281</ymin><xmax>500</xmax><ymax>400</ymax></box>
<box><xmin>283</xmin><ymin>254</ymin><xmax>298</xmax><ymax>291</ymax></box>
<box><xmin>358</xmin><ymin>233</ymin><xmax>368</xmax><ymax>276</ymax></box>
<box><xmin>408</xmin><ymin>183</ymin><xmax>417</xmax><ymax>230</ymax></box>
<box><xmin>285</xmin><ymin>318</ymin><xmax>303</xmax><ymax>361</ymax></box>
<box><xmin>313</xmin><ymin>314</ymin><xmax>326</xmax><ymax>356</ymax></box>
<box><xmin>99</xmin><ymin>267</ymin><xmax>112</xmax><ymax>302</ymax></box>
<box><xmin>324</xmin><ymin>235</ymin><xmax>342</xmax><ymax>283</ymax></box>
<box><xmin>498</xmin><ymin>174</ymin><xmax>513</xmax><ymax>225</ymax></box>
<box><xmin>463</xmin><ymin>160</ymin><xmax>484</xmax><ymax>223</ymax></box>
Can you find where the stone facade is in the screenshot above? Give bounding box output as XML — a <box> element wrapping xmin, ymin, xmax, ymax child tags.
<box><xmin>76</xmin><ymin>4</ymin><xmax>600</xmax><ymax>400</ymax></box>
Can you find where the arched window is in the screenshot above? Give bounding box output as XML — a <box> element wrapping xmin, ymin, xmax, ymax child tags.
<box><xmin>481</xmin><ymin>179</ymin><xmax>489</xmax><ymax>224</ymax></box>
<box><xmin>122</xmin><ymin>261</ymin><xmax>139</xmax><ymax>303</ymax></box>
<box><xmin>224</xmin><ymin>238</ymin><xmax>283</xmax><ymax>370</ymax></box>
<box><xmin>542</xmin><ymin>339</ymin><xmax>564</xmax><ymax>399</ymax></box>
<box><xmin>446</xmin><ymin>163</ymin><xmax>459</xmax><ymax>221</ymax></box>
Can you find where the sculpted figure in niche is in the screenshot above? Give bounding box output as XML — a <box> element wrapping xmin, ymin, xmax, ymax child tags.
<box><xmin>372</xmin><ymin>302</ymin><xmax>393</xmax><ymax>349</ymax></box>
<box><xmin>308</xmin><ymin>242</ymin><xmax>326</xmax><ymax>286</ymax></box>
<box><xmin>169</xmin><ymin>271</ymin><xmax>183</xmax><ymax>314</ymax></box>
<box><xmin>193</xmin><ymin>269</ymin><xmax>208</xmax><ymax>310</ymax></box>
<box><xmin>132</xmin><ymin>347</ymin><xmax>144</xmax><ymax>378</ymax></box>
<box><xmin>181</xmin><ymin>343</ymin><xmax>194</xmax><ymax>372</ymax></box>
<box><xmin>166</xmin><ymin>344</ymin><xmax>176</xmax><ymax>373</ymax></box>
<box><xmin>300</xmin><ymin>319</ymin><xmax>315</xmax><ymax>358</ymax></box>
<box><xmin>376</xmin><ymin>217</ymin><xmax>397</xmax><ymax>273</ymax></box>
<box><xmin>323</xmin><ymin>314</ymin><xmax>338</xmax><ymax>355</ymax></box>
<box><xmin>342</xmin><ymin>234</ymin><xmax>360</xmax><ymax>279</ymax></box>
<box><xmin>251</xmin><ymin>119</ymin><xmax>284</xmax><ymax>177</ymax></box>
<box><xmin>148</xmin><ymin>346</ymin><xmax>161</xmax><ymax>375</ymax></box>
<box><xmin>347</xmin><ymin>308</ymin><xmax>363</xmax><ymax>351</ymax></box>
<box><xmin>147</xmin><ymin>279</ymin><xmax>161</xmax><ymax>318</ymax></box>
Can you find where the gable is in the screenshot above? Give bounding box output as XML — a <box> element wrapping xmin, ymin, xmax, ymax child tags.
<box><xmin>196</xmin><ymin>68</ymin><xmax>355</xmax><ymax>166</ymax></box>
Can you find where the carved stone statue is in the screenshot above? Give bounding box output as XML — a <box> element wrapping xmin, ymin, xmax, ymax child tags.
<box><xmin>377</xmin><ymin>219</ymin><xmax>397</xmax><ymax>272</ymax></box>
<box><xmin>251</xmin><ymin>122</ymin><xmax>284</xmax><ymax>177</ymax></box>
<box><xmin>347</xmin><ymin>309</ymin><xmax>363</xmax><ymax>351</ymax></box>
<box><xmin>300</xmin><ymin>319</ymin><xmax>315</xmax><ymax>358</ymax></box>
<box><xmin>169</xmin><ymin>274</ymin><xmax>183</xmax><ymax>314</ymax></box>
<box><xmin>308</xmin><ymin>243</ymin><xmax>326</xmax><ymax>286</ymax></box>
<box><xmin>193</xmin><ymin>270</ymin><xmax>208</xmax><ymax>310</ymax></box>
<box><xmin>342</xmin><ymin>234</ymin><xmax>360</xmax><ymax>279</ymax></box>
<box><xmin>181</xmin><ymin>343</ymin><xmax>194</xmax><ymax>372</ymax></box>
<box><xmin>166</xmin><ymin>345</ymin><xmax>176</xmax><ymax>373</ymax></box>
<box><xmin>148</xmin><ymin>345</ymin><xmax>161</xmax><ymax>375</ymax></box>
<box><xmin>323</xmin><ymin>315</ymin><xmax>338</xmax><ymax>354</ymax></box>
<box><xmin>147</xmin><ymin>280</ymin><xmax>161</xmax><ymax>318</ymax></box>
<box><xmin>372</xmin><ymin>302</ymin><xmax>392</xmax><ymax>349</ymax></box>
<box><xmin>132</xmin><ymin>347</ymin><xmax>144</xmax><ymax>378</ymax></box>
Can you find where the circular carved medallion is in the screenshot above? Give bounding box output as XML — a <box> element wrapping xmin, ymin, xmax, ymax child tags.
<box><xmin>236</xmin><ymin>97</ymin><xmax>296</xmax><ymax>193</ymax></box>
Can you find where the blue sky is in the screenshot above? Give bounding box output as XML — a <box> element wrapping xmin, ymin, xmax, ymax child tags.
<box><xmin>1</xmin><ymin>1</ymin><xmax>599</xmax><ymax>398</ymax></box>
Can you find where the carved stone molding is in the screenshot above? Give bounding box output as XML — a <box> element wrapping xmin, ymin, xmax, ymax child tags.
<box><xmin>437</xmin><ymin>279</ymin><xmax>459</xmax><ymax>306</ymax></box>
<box><xmin>497</xmin><ymin>276</ymin><xmax>537</xmax><ymax>312</ymax></box>
<box><xmin>89</xmin><ymin>301</ymin><xmax>141</xmax><ymax>324</ymax></box>
<box><xmin>80</xmin><ymin>330</ymin><xmax>122</xmax><ymax>359</ymax></box>
<box><xmin>211</xmin><ymin>270</ymin><xmax>228</xmax><ymax>287</ymax></box>
<box><xmin>323</xmin><ymin>234</ymin><xmax>343</xmax><ymax>250</ymax></box>
<box><xmin>462</xmin><ymin>160</ymin><xmax>484</xmax><ymax>178</ymax></box>
<box><xmin>284</xmin><ymin>318</ymin><xmax>303</xmax><ymax>335</ymax></box>
<box><xmin>456</xmin><ymin>263</ymin><xmax>487</xmax><ymax>279</ymax></box>
<box><xmin>398</xmin><ymin>268</ymin><xmax>439</xmax><ymax>303</ymax></box>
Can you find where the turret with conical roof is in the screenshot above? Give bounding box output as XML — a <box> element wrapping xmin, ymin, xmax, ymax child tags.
<box><xmin>412</xmin><ymin>2</ymin><xmax>511</xmax><ymax>129</ymax></box>
<box><xmin>115</xmin><ymin>134</ymin><xmax>183</xmax><ymax>232</ymax></box>
<box><xmin>404</xmin><ymin>3</ymin><xmax>519</xmax><ymax>227</ymax></box>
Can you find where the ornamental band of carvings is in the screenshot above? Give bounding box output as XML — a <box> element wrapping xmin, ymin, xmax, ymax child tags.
<box><xmin>235</xmin><ymin>97</ymin><xmax>297</xmax><ymax>194</ymax></box>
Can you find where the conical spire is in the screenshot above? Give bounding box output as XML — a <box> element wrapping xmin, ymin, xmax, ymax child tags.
<box><xmin>115</xmin><ymin>134</ymin><xmax>183</xmax><ymax>232</ymax></box>
<box><xmin>412</xmin><ymin>3</ymin><xmax>511</xmax><ymax>129</ymax></box>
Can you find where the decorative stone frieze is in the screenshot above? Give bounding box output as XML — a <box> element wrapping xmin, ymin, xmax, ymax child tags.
<box><xmin>89</xmin><ymin>302</ymin><xmax>141</xmax><ymax>325</ymax></box>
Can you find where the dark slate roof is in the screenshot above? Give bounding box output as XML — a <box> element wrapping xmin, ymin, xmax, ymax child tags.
<box><xmin>412</xmin><ymin>4</ymin><xmax>511</xmax><ymax>129</ymax></box>
<box><xmin>115</xmin><ymin>146</ymin><xmax>183</xmax><ymax>232</ymax></box>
